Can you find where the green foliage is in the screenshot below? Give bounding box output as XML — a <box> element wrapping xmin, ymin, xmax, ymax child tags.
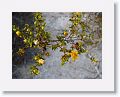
<box><xmin>90</xmin><ymin>56</ymin><xmax>98</xmax><ymax>64</ymax></box>
<box><xmin>61</xmin><ymin>54</ymin><xmax>71</xmax><ymax>66</ymax></box>
<box><xmin>13</xmin><ymin>12</ymin><xmax>50</xmax><ymax>75</ymax></box>
<box><xmin>52</xmin><ymin>44</ymin><xmax>59</xmax><ymax>50</ymax></box>
<box><xmin>30</xmin><ymin>66</ymin><xmax>40</xmax><ymax>75</ymax></box>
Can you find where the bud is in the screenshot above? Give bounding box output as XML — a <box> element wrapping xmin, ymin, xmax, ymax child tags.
<box><xmin>37</xmin><ymin>59</ymin><xmax>45</xmax><ymax>64</ymax></box>
<box><xmin>16</xmin><ymin>31</ymin><xmax>22</xmax><ymax>37</ymax></box>
<box><xmin>64</xmin><ymin>31</ymin><xmax>68</xmax><ymax>37</ymax></box>
<box><xmin>33</xmin><ymin>40</ymin><xmax>39</xmax><ymax>45</ymax></box>
<box><xmin>23</xmin><ymin>39</ymin><xmax>27</xmax><ymax>43</ymax></box>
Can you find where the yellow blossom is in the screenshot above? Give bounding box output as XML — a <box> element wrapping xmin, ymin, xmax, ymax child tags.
<box><xmin>16</xmin><ymin>31</ymin><xmax>22</xmax><ymax>37</ymax></box>
<box><xmin>37</xmin><ymin>59</ymin><xmax>45</xmax><ymax>64</ymax></box>
<box><xmin>23</xmin><ymin>39</ymin><xmax>27</xmax><ymax>43</ymax></box>
<box><xmin>33</xmin><ymin>40</ymin><xmax>39</xmax><ymax>45</ymax></box>
<box><xmin>41</xmin><ymin>26</ymin><xmax>44</xmax><ymax>30</ymax></box>
<box><xmin>64</xmin><ymin>31</ymin><xmax>68</xmax><ymax>37</ymax></box>
<box><xmin>34</xmin><ymin>21</ymin><xmax>37</xmax><ymax>25</ymax></box>
<box><xmin>70</xmin><ymin>50</ymin><xmax>79</xmax><ymax>61</ymax></box>
<box><xmin>27</xmin><ymin>28</ymin><xmax>30</xmax><ymax>32</ymax></box>
<box><xmin>30</xmin><ymin>31</ymin><xmax>33</xmax><ymax>35</ymax></box>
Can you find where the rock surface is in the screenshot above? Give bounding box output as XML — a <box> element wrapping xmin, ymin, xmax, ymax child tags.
<box><xmin>12</xmin><ymin>12</ymin><xmax>102</xmax><ymax>79</ymax></box>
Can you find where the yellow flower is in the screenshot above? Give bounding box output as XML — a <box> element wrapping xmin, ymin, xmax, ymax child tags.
<box><xmin>27</xmin><ymin>28</ymin><xmax>30</xmax><ymax>32</ymax></box>
<box><xmin>30</xmin><ymin>31</ymin><xmax>33</xmax><ymax>35</ymax></box>
<box><xmin>37</xmin><ymin>59</ymin><xmax>45</xmax><ymax>64</ymax></box>
<box><xmin>16</xmin><ymin>31</ymin><xmax>22</xmax><ymax>37</ymax></box>
<box><xmin>23</xmin><ymin>39</ymin><xmax>27</xmax><ymax>43</ymax></box>
<box><xmin>41</xmin><ymin>26</ymin><xmax>44</xmax><ymax>30</ymax></box>
<box><xmin>64</xmin><ymin>31</ymin><xmax>68</xmax><ymax>37</ymax></box>
<box><xmin>33</xmin><ymin>40</ymin><xmax>39</xmax><ymax>45</ymax></box>
<box><xmin>70</xmin><ymin>50</ymin><xmax>79</xmax><ymax>61</ymax></box>
<box><xmin>34</xmin><ymin>21</ymin><xmax>37</xmax><ymax>25</ymax></box>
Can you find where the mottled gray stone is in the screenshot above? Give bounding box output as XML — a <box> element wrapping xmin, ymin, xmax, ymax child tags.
<box><xmin>12</xmin><ymin>12</ymin><xmax>102</xmax><ymax>79</ymax></box>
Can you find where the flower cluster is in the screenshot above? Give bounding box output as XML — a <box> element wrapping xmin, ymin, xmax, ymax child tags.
<box><xmin>70</xmin><ymin>50</ymin><xmax>79</xmax><ymax>61</ymax></box>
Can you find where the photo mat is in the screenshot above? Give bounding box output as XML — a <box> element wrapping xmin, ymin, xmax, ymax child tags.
<box><xmin>0</xmin><ymin>0</ymin><xmax>114</xmax><ymax>91</ymax></box>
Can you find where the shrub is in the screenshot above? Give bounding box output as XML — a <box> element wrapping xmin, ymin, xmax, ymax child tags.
<box><xmin>12</xmin><ymin>12</ymin><xmax>102</xmax><ymax>76</ymax></box>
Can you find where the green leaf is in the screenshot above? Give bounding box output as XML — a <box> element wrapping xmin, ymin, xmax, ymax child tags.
<box><xmin>90</xmin><ymin>57</ymin><xmax>98</xmax><ymax>63</ymax></box>
<box><xmin>30</xmin><ymin>66</ymin><xmax>40</xmax><ymax>75</ymax></box>
<box><xmin>12</xmin><ymin>25</ymin><xmax>19</xmax><ymax>32</ymax></box>
<box><xmin>61</xmin><ymin>41</ymin><xmax>66</xmax><ymax>46</ymax></box>
<box><xmin>52</xmin><ymin>44</ymin><xmax>58</xmax><ymax>50</ymax></box>
<box><xmin>60</xmin><ymin>47</ymin><xmax>67</xmax><ymax>53</ymax></box>
<box><xmin>79</xmin><ymin>46</ymin><xmax>88</xmax><ymax>53</ymax></box>
<box><xmin>56</xmin><ymin>35</ymin><xmax>64</xmax><ymax>41</ymax></box>
<box><xmin>61</xmin><ymin>54</ymin><xmax>70</xmax><ymax>66</ymax></box>
<box><xmin>12</xmin><ymin>25</ymin><xmax>16</xmax><ymax>32</ymax></box>
<box><xmin>86</xmin><ymin>41</ymin><xmax>93</xmax><ymax>45</ymax></box>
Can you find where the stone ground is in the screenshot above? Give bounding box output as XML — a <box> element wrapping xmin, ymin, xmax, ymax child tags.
<box><xmin>12</xmin><ymin>12</ymin><xmax>102</xmax><ymax>79</ymax></box>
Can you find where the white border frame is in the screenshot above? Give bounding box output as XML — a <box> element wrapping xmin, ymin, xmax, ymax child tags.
<box><xmin>0</xmin><ymin>0</ymin><xmax>114</xmax><ymax>91</ymax></box>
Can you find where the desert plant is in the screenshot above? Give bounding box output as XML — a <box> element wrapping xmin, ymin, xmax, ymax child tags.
<box><xmin>12</xmin><ymin>12</ymin><xmax>102</xmax><ymax>76</ymax></box>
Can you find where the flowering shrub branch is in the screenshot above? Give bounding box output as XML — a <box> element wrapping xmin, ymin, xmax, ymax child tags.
<box><xmin>12</xmin><ymin>12</ymin><xmax>102</xmax><ymax>75</ymax></box>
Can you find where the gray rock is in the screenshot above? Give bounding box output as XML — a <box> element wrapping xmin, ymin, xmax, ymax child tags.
<box><xmin>12</xmin><ymin>12</ymin><xmax>102</xmax><ymax>79</ymax></box>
